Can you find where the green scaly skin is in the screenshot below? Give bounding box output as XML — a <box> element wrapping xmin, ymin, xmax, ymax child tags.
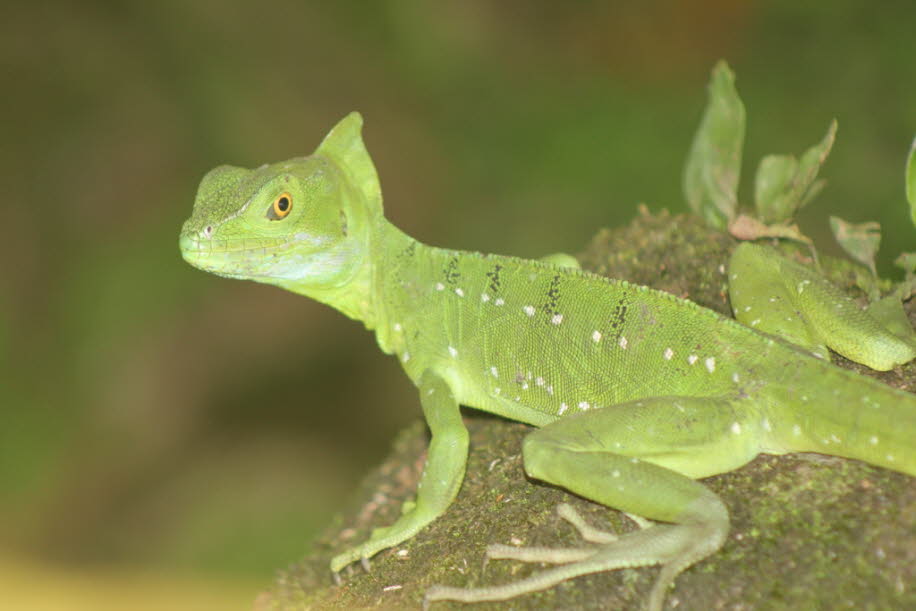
<box><xmin>180</xmin><ymin>113</ymin><xmax>916</xmax><ymax>611</ymax></box>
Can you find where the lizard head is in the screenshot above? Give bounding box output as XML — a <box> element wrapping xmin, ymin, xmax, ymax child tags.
<box><xmin>180</xmin><ymin>112</ymin><xmax>382</xmax><ymax>293</ymax></box>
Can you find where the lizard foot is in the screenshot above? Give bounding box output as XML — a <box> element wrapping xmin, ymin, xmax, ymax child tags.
<box><xmin>426</xmin><ymin>503</ymin><xmax>721</xmax><ymax>611</ymax></box>
<box><xmin>330</xmin><ymin>499</ymin><xmax>429</xmax><ymax>577</ymax></box>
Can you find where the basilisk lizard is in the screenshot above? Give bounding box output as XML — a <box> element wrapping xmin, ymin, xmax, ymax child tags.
<box><xmin>179</xmin><ymin>112</ymin><xmax>915</xmax><ymax>610</ymax></box>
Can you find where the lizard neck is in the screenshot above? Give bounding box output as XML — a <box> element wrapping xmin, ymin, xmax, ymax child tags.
<box><xmin>274</xmin><ymin>217</ymin><xmax>413</xmax><ymax>334</ymax></box>
<box><xmin>367</xmin><ymin>221</ymin><xmax>418</xmax><ymax>352</ymax></box>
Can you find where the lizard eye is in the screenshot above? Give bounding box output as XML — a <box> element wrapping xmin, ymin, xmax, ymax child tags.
<box><xmin>268</xmin><ymin>192</ymin><xmax>293</xmax><ymax>220</ymax></box>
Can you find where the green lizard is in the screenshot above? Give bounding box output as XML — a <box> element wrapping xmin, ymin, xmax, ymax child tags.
<box><xmin>179</xmin><ymin>113</ymin><xmax>916</xmax><ymax>610</ymax></box>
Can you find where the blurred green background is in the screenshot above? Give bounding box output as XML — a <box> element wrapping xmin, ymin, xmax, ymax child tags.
<box><xmin>2</xmin><ymin>1</ymin><xmax>914</xmax><ymax>609</ymax></box>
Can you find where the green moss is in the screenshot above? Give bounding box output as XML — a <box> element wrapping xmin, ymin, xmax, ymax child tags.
<box><xmin>259</xmin><ymin>209</ymin><xmax>915</xmax><ymax>610</ymax></box>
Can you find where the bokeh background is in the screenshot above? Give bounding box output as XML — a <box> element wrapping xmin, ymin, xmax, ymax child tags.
<box><xmin>2</xmin><ymin>1</ymin><xmax>914</xmax><ymax>609</ymax></box>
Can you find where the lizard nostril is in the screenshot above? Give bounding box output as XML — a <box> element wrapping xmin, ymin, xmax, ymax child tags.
<box><xmin>203</xmin><ymin>225</ymin><xmax>213</xmax><ymax>238</ymax></box>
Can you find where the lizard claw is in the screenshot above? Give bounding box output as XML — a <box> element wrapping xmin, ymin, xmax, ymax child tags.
<box><xmin>330</xmin><ymin>554</ymin><xmax>372</xmax><ymax>588</ymax></box>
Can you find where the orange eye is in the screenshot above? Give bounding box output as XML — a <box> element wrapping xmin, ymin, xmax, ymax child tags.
<box><xmin>269</xmin><ymin>192</ymin><xmax>292</xmax><ymax>220</ymax></box>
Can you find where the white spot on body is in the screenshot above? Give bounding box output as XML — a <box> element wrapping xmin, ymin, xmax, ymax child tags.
<box><xmin>435</xmin><ymin>282</ymin><xmax>445</xmax><ymax>291</ymax></box>
<box><xmin>448</xmin><ymin>346</ymin><xmax>458</xmax><ymax>358</ymax></box>
<box><xmin>547</xmin><ymin>385</ymin><xmax>554</xmax><ymax>396</ymax></box>
<box><xmin>521</xmin><ymin>381</ymin><xmax>529</xmax><ymax>390</ymax></box>
<box><xmin>705</xmin><ymin>357</ymin><xmax>716</xmax><ymax>373</ymax></box>
<box><xmin>578</xmin><ymin>401</ymin><xmax>591</xmax><ymax>410</ymax></box>
<box><xmin>886</xmin><ymin>454</ymin><xmax>895</xmax><ymax>462</ymax></box>
<box><xmin>664</xmin><ymin>347</ymin><xmax>674</xmax><ymax>360</ymax></box>
<box><xmin>536</xmin><ymin>377</ymin><xmax>545</xmax><ymax>387</ymax></box>
<box><xmin>612</xmin><ymin>470</ymin><xmax>620</xmax><ymax>478</ymax></box>
<box><xmin>495</xmin><ymin>298</ymin><xmax>505</xmax><ymax>306</ymax></box>
<box><xmin>750</xmin><ymin>319</ymin><xmax>761</xmax><ymax>327</ymax></box>
<box><xmin>688</xmin><ymin>354</ymin><xmax>699</xmax><ymax>365</ymax></box>
<box><xmin>763</xmin><ymin>418</ymin><xmax>772</xmax><ymax>432</ymax></box>
<box><xmin>869</xmin><ymin>435</ymin><xmax>879</xmax><ymax>445</ymax></box>
<box><xmin>619</xmin><ymin>336</ymin><xmax>628</xmax><ymax>350</ymax></box>
<box><xmin>551</xmin><ymin>313</ymin><xmax>564</xmax><ymax>325</ymax></box>
<box><xmin>731</xmin><ymin>372</ymin><xmax>740</xmax><ymax>383</ymax></box>
<box><xmin>793</xmin><ymin>424</ymin><xmax>802</xmax><ymax>436</ymax></box>
<box><xmin>523</xmin><ymin>305</ymin><xmax>536</xmax><ymax>317</ymax></box>
<box><xmin>490</xmin><ymin>366</ymin><xmax>499</xmax><ymax>378</ymax></box>
<box><xmin>455</xmin><ymin>288</ymin><xmax>465</xmax><ymax>297</ymax></box>
<box><xmin>481</xmin><ymin>293</ymin><xmax>491</xmax><ymax>303</ymax></box>
<box><xmin>402</xmin><ymin>352</ymin><xmax>410</xmax><ymax>362</ymax></box>
<box><xmin>558</xmin><ymin>403</ymin><xmax>568</xmax><ymax>415</ymax></box>
<box><xmin>731</xmin><ymin>422</ymin><xmax>742</xmax><ymax>435</ymax></box>
<box><xmin>393</xmin><ymin>323</ymin><xmax>402</xmax><ymax>332</ymax></box>
<box><xmin>592</xmin><ymin>330</ymin><xmax>602</xmax><ymax>343</ymax></box>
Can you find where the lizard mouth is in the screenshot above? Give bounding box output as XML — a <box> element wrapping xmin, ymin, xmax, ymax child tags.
<box><xmin>179</xmin><ymin>231</ymin><xmax>333</xmax><ymax>280</ymax></box>
<box><xmin>179</xmin><ymin>233</ymin><xmax>291</xmax><ymax>278</ymax></box>
<box><xmin>179</xmin><ymin>233</ymin><xmax>289</xmax><ymax>255</ymax></box>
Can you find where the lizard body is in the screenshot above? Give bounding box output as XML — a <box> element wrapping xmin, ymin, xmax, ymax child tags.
<box><xmin>180</xmin><ymin>113</ymin><xmax>916</xmax><ymax>610</ymax></box>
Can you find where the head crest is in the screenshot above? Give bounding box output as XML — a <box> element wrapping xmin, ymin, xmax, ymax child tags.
<box><xmin>315</xmin><ymin>112</ymin><xmax>382</xmax><ymax>216</ymax></box>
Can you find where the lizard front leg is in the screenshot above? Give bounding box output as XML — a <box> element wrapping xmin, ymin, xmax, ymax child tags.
<box><xmin>426</xmin><ymin>395</ymin><xmax>763</xmax><ymax>611</ymax></box>
<box><xmin>728</xmin><ymin>242</ymin><xmax>916</xmax><ymax>370</ymax></box>
<box><xmin>331</xmin><ymin>369</ymin><xmax>469</xmax><ymax>573</ymax></box>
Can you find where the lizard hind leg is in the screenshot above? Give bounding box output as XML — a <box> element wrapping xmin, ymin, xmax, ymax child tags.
<box><xmin>426</xmin><ymin>395</ymin><xmax>762</xmax><ymax>611</ymax></box>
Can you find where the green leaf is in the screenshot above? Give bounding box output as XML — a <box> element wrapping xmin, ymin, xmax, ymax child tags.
<box><xmin>753</xmin><ymin>121</ymin><xmax>837</xmax><ymax>224</ymax></box>
<box><xmin>754</xmin><ymin>154</ymin><xmax>798</xmax><ymax>223</ymax></box>
<box><xmin>683</xmin><ymin>60</ymin><xmax>745</xmax><ymax>230</ymax></box>
<box><xmin>906</xmin><ymin>134</ymin><xmax>916</xmax><ymax>227</ymax></box>
<box><xmin>798</xmin><ymin>178</ymin><xmax>826</xmax><ymax>209</ymax></box>
<box><xmin>866</xmin><ymin>295</ymin><xmax>916</xmax><ymax>345</ymax></box>
<box><xmin>895</xmin><ymin>251</ymin><xmax>916</xmax><ymax>275</ymax></box>
<box><xmin>892</xmin><ymin>252</ymin><xmax>916</xmax><ymax>302</ymax></box>
<box><xmin>794</xmin><ymin>120</ymin><xmax>837</xmax><ymax>200</ymax></box>
<box><xmin>829</xmin><ymin>215</ymin><xmax>881</xmax><ymax>276</ymax></box>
